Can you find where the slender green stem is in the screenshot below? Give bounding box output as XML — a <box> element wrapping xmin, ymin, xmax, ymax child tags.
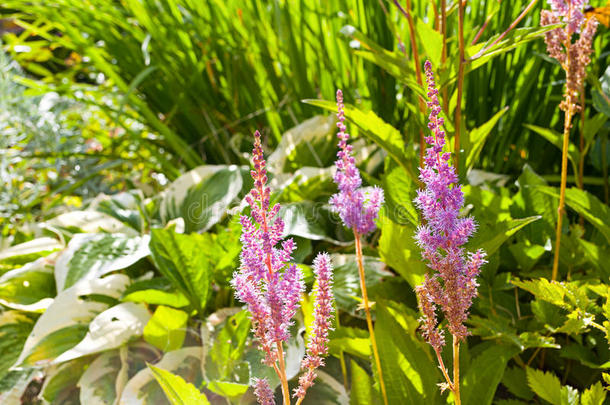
<box><xmin>440</xmin><ymin>0</ymin><xmax>448</xmax><ymax>114</ymax></box>
<box><xmin>354</xmin><ymin>232</ymin><xmax>388</xmax><ymax>405</ymax></box>
<box><xmin>454</xmin><ymin>0</ymin><xmax>466</xmax><ymax>172</ymax></box>
<box><xmin>453</xmin><ymin>336</ymin><xmax>461</xmax><ymax>405</ymax></box>
<box><xmin>552</xmin><ymin>5</ymin><xmax>575</xmax><ymax>282</ymax></box>
<box><xmin>335</xmin><ymin>301</ymin><xmax>349</xmax><ymax>392</ymax></box>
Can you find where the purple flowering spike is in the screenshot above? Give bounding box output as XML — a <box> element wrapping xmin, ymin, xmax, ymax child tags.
<box><xmin>330</xmin><ymin>90</ymin><xmax>384</xmax><ymax>235</ymax></box>
<box><xmin>231</xmin><ymin>131</ymin><xmax>304</xmax><ymax>365</ymax></box>
<box><xmin>414</xmin><ymin>62</ymin><xmax>487</xmax><ymax>343</ymax></box>
<box><xmin>294</xmin><ymin>253</ymin><xmax>334</xmax><ymax>399</ymax></box>
<box><xmin>253</xmin><ymin>378</ymin><xmax>275</xmax><ymax>405</ymax></box>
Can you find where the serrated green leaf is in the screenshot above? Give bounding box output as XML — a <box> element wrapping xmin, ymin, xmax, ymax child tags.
<box><xmin>149</xmin><ymin>365</ymin><xmax>210</xmax><ymax>405</ymax></box>
<box><xmin>581</xmin><ymin>381</ymin><xmax>607</xmax><ymax>405</ymax></box>
<box><xmin>144</xmin><ymin>306</ymin><xmax>189</xmax><ymax>352</ymax></box>
<box><xmin>149</xmin><ymin>229</ymin><xmax>212</xmax><ymax>315</ymax></box>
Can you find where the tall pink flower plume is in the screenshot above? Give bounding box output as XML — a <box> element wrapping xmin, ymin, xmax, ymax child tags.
<box><xmin>414</xmin><ymin>61</ymin><xmax>486</xmax><ymax>345</ymax></box>
<box><xmin>330</xmin><ymin>90</ymin><xmax>384</xmax><ymax>235</ymax></box>
<box><xmin>232</xmin><ymin>130</ymin><xmax>305</xmax><ymax>366</ymax></box>
<box><xmin>294</xmin><ymin>253</ymin><xmax>334</xmax><ymax>399</ymax></box>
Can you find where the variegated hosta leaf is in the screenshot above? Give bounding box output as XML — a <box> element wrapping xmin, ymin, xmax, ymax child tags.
<box><xmin>266</xmin><ymin>114</ymin><xmax>336</xmax><ymax>173</ymax></box>
<box><xmin>0</xmin><ymin>255</ymin><xmax>56</xmax><ymax>312</ymax></box>
<box><xmin>40</xmin><ymin>357</ymin><xmax>90</xmax><ymax>404</ymax></box>
<box><xmin>52</xmin><ymin>302</ymin><xmax>151</xmax><ymax>364</ymax></box>
<box><xmin>46</xmin><ymin>210</ymin><xmax>139</xmax><ymax>236</ymax></box>
<box><xmin>78</xmin><ymin>343</ymin><xmax>159</xmax><ymax>405</ymax></box>
<box><xmin>12</xmin><ymin>274</ymin><xmax>131</xmax><ymax>368</ymax></box>
<box><xmin>160</xmin><ymin>165</ymin><xmax>244</xmax><ymax>233</ymax></box>
<box><xmin>0</xmin><ymin>311</ymin><xmax>35</xmax><ymax>396</ymax></box>
<box><xmin>55</xmin><ymin>233</ymin><xmax>151</xmax><ymax>291</ymax></box>
<box><xmin>149</xmin><ymin>365</ymin><xmax>210</xmax><ymax>405</ymax></box>
<box><xmin>119</xmin><ymin>347</ymin><xmax>203</xmax><ymax>405</ymax></box>
<box><xmin>0</xmin><ymin>237</ymin><xmax>62</xmax><ymax>273</ymax></box>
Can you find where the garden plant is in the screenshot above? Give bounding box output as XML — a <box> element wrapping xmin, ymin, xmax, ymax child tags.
<box><xmin>0</xmin><ymin>0</ymin><xmax>610</xmax><ymax>404</ymax></box>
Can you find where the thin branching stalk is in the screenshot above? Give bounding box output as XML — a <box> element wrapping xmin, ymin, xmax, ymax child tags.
<box><xmin>471</xmin><ymin>0</ymin><xmax>537</xmax><ymax>58</ymax></box>
<box><xmin>441</xmin><ymin>0</ymin><xmax>448</xmax><ymax>113</ymax></box>
<box><xmin>455</xmin><ymin>0</ymin><xmax>466</xmax><ymax>171</ymax></box>
<box><xmin>354</xmin><ymin>232</ymin><xmax>388</xmax><ymax>405</ymax></box>
<box><xmin>394</xmin><ymin>0</ymin><xmax>426</xmax><ymax>166</ymax></box>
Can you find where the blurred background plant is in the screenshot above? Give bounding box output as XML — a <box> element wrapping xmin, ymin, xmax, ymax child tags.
<box><xmin>0</xmin><ymin>0</ymin><xmax>609</xmax><ymax>404</ymax></box>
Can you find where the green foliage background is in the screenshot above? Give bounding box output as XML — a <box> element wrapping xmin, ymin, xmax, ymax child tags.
<box><xmin>0</xmin><ymin>0</ymin><xmax>610</xmax><ymax>404</ymax></box>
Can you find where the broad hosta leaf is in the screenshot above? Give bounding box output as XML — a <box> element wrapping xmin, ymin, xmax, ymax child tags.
<box><xmin>536</xmin><ymin>186</ymin><xmax>610</xmax><ymax>243</ymax></box>
<box><xmin>149</xmin><ymin>228</ymin><xmax>212</xmax><ymax>314</ymax></box>
<box><xmin>0</xmin><ymin>311</ymin><xmax>34</xmax><ymax>387</ymax></box>
<box><xmin>46</xmin><ymin>210</ymin><xmax>138</xmax><ymax>236</ymax></box>
<box><xmin>280</xmin><ymin>201</ymin><xmax>340</xmax><ymax>243</ymax></box>
<box><xmin>461</xmin><ymin>344</ymin><xmax>520</xmax><ymax>405</ymax></box>
<box><xmin>40</xmin><ymin>357</ymin><xmax>89</xmax><ymax>404</ymax></box>
<box><xmin>331</xmin><ymin>254</ymin><xmax>393</xmax><ymax>316</ymax></box>
<box><xmin>328</xmin><ymin>327</ymin><xmax>371</xmax><ymax>360</ymax></box>
<box><xmin>378</xmin><ymin>219</ymin><xmax>427</xmax><ymax>288</ymax></box>
<box><xmin>77</xmin><ymin>343</ymin><xmax>159</xmax><ymax>405</ymax></box>
<box><xmin>0</xmin><ymin>256</ymin><xmax>56</xmax><ymax>312</ymax></box>
<box><xmin>303</xmin><ymin>99</ymin><xmax>419</xmax><ymax>182</ymax></box>
<box><xmin>0</xmin><ymin>237</ymin><xmax>62</xmax><ymax>273</ymax></box>
<box><xmin>53</xmin><ymin>302</ymin><xmax>150</xmax><ymax>364</ymax></box>
<box><xmin>375</xmin><ymin>300</ymin><xmax>441</xmax><ymax>405</ymax></box>
<box><xmin>161</xmin><ymin>165</ymin><xmax>244</xmax><ymax>233</ymax></box>
<box><xmin>266</xmin><ymin>114</ymin><xmax>336</xmax><ymax>172</ymax></box>
<box><xmin>144</xmin><ymin>306</ymin><xmax>188</xmax><ymax>352</ymax></box>
<box><xmin>13</xmin><ymin>274</ymin><xmax>130</xmax><ymax>367</ymax></box>
<box><xmin>120</xmin><ymin>347</ymin><xmax>203</xmax><ymax>405</ymax></box>
<box><xmin>55</xmin><ymin>233</ymin><xmax>150</xmax><ymax>291</ymax></box>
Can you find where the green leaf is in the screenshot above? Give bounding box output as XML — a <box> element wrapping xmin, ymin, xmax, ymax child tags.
<box><xmin>55</xmin><ymin>233</ymin><xmax>150</xmax><ymax>291</ymax></box>
<box><xmin>280</xmin><ymin>202</ymin><xmax>340</xmax><ymax>243</ymax></box>
<box><xmin>469</xmin><ymin>216</ymin><xmax>541</xmax><ymax>258</ymax></box>
<box><xmin>41</xmin><ymin>357</ymin><xmax>89</xmax><ymax>404</ymax></box>
<box><xmin>14</xmin><ymin>274</ymin><xmax>130</xmax><ymax>367</ymax></box>
<box><xmin>382</xmin><ymin>159</ymin><xmax>418</xmax><ymax>227</ymax></box>
<box><xmin>144</xmin><ymin>306</ymin><xmax>189</xmax><ymax>352</ymax></box>
<box><xmin>149</xmin><ymin>365</ymin><xmax>210</xmax><ymax>405</ymax></box>
<box><xmin>328</xmin><ymin>327</ymin><xmax>371</xmax><ymax>360</ymax></box>
<box><xmin>375</xmin><ymin>300</ymin><xmax>441</xmax><ymax>404</ymax></box>
<box><xmin>205</xmin><ymin>381</ymin><xmax>248</xmax><ymax>399</ymax></box>
<box><xmin>0</xmin><ymin>257</ymin><xmax>55</xmax><ymax>312</ymax></box>
<box><xmin>149</xmin><ymin>228</ymin><xmax>212</xmax><ymax>314</ymax></box>
<box><xmin>526</xmin><ymin>367</ymin><xmax>580</xmax><ymax>405</ymax></box>
<box><xmin>461</xmin><ymin>344</ymin><xmax>520</xmax><ymax>405</ymax></box>
<box><xmin>350</xmin><ymin>360</ymin><xmax>376</xmax><ymax>405</ymax></box>
<box><xmin>122</xmin><ymin>347</ymin><xmax>203</xmax><ymax>404</ymax></box>
<box><xmin>464</xmin><ymin>107</ymin><xmax>509</xmax><ymax>171</ymax></box>
<box><xmin>501</xmin><ymin>366</ymin><xmax>534</xmax><ymax>401</ymax></box>
<box><xmin>581</xmin><ymin>382</ymin><xmax>606</xmax><ymax>405</ymax></box>
<box><xmin>415</xmin><ymin>19</ymin><xmax>443</xmax><ymax>67</ymax></box>
<box><xmin>208</xmin><ymin>310</ymin><xmax>251</xmax><ymax>380</ymax></box>
<box><xmin>538</xmin><ymin>186</ymin><xmax>610</xmax><ymax>244</ymax></box>
<box><xmin>0</xmin><ymin>237</ymin><xmax>62</xmax><ymax>273</ymax></box>
<box><xmin>378</xmin><ymin>219</ymin><xmax>427</xmax><ymax>288</ymax></box>
<box><xmin>303</xmin><ymin>99</ymin><xmax>419</xmax><ymax>182</ymax></box>
<box><xmin>161</xmin><ymin>166</ymin><xmax>243</xmax><ymax>233</ymax></box>
<box><xmin>512</xmin><ymin>278</ymin><xmax>570</xmax><ymax>309</ymax></box>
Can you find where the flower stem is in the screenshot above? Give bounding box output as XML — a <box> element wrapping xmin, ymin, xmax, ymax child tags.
<box><xmin>276</xmin><ymin>341</ymin><xmax>291</xmax><ymax>405</ymax></box>
<box><xmin>453</xmin><ymin>336</ymin><xmax>461</xmax><ymax>405</ymax></box>
<box><xmin>354</xmin><ymin>232</ymin><xmax>388</xmax><ymax>405</ymax></box>
<box><xmin>440</xmin><ymin>0</ymin><xmax>448</xmax><ymax>114</ymax></box>
<box><xmin>454</xmin><ymin>0</ymin><xmax>466</xmax><ymax>172</ymax></box>
<box><xmin>434</xmin><ymin>347</ymin><xmax>453</xmax><ymax>390</ymax></box>
<box><xmin>552</xmin><ymin>103</ymin><xmax>573</xmax><ymax>281</ymax></box>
